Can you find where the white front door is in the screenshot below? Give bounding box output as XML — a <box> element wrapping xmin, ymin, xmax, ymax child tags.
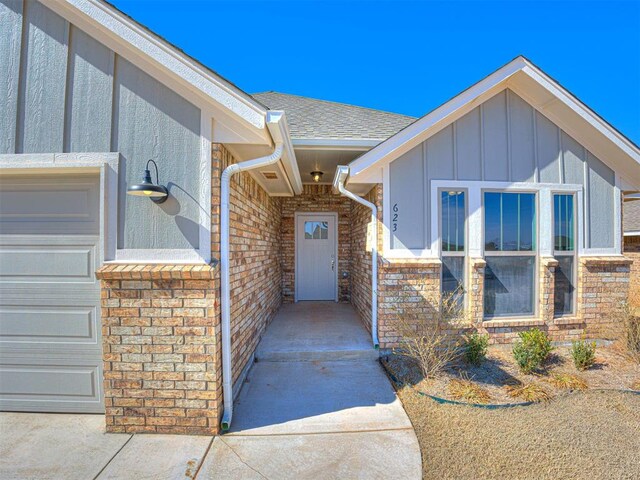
<box><xmin>296</xmin><ymin>213</ymin><xmax>337</xmax><ymax>301</ymax></box>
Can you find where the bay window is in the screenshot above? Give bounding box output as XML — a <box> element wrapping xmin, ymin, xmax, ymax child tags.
<box><xmin>483</xmin><ymin>192</ymin><xmax>537</xmax><ymax>318</ymax></box>
<box><xmin>440</xmin><ymin>190</ymin><xmax>466</xmax><ymax>305</ymax></box>
<box><xmin>553</xmin><ymin>194</ymin><xmax>576</xmax><ymax>315</ymax></box>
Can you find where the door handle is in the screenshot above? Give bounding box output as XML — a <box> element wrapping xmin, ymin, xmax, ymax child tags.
<box><xmin>331</xmin><ymin>260</ymin><xmax>335</xmax><ymax>271</ymax></box>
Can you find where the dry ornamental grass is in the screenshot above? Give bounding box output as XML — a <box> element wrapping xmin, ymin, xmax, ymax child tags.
<box><xmin>448</xmin><ymin>378</ymin><xmax>491</xmax><ymax>404</ymax></box>
<box><xmin>547</xmin><ymin>373</ymin><xmax>588</xmax><ymax>390</ymax></box>
<box><xmin>504</xmin><ymin>382</ymin><xmax>552</xmax><ymax>402</ymax></box>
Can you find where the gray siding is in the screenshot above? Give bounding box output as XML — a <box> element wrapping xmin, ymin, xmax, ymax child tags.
<box><xmin>389</xmin><ymin>89</ymin><xmax>616</xmax><ymax>251</ymax></box>
<box><xmin>1</xmin><ymin>0</ymin><xmax>202</xmax><ymax>251</ymax></box>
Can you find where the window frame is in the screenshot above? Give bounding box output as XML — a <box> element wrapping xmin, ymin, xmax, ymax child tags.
<box><xmin>482</xmin><ymin>189</ymin><xmax>539</xmax><ymax>320</ymax></box>
<box><xmin>552</xmin><ymin>192</ymin><xmax>577</xmax><ymax>317</ymax></box>
<box><xmin>438</xmin><ymin>188</ymin><xmax>468</xmax><ymax>308</ymax></box>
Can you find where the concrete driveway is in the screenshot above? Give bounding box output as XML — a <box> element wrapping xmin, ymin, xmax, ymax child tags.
<box><xmin>0</xmin><ymin>412</ymin><xmax>212</xmax><ymax>480</ymax></box>
<box><xmin>1</xmin><ymin>303</ymin><xmax>420</xmax><ymax>479</ymax></box>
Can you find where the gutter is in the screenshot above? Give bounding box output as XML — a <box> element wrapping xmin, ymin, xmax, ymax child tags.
<box><xmin>333</xmin><ymin>165</ymin><xmax>380</xmax><ymax>349</ymax></box>
<box><xmin>220</xmin><ymin>112</ymin><xmax>290</xmax><ymax>432</ymax></box>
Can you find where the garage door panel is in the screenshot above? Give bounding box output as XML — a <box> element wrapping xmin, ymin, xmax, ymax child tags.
<box><xmin>0</xmin><ymin>173</ymin><xmax>103</xmax><ymax>413</ymax></box>
<box><xmin>0</xmin><ymin>175</ymin><xmax>100</xmax><ymax>235</ymax></box>
<box><xmin>0</xmin><ymin>304</ymin><xmax>98</xmax><ymax>345</ymax></box>
<box><xmin>0</xmin><ymin>357</ymin><xmax>102</xmax><ymax>413</ymax></box>
<box><xmin>0</xmin><ymin>236</ymin><xmax>99</xmax><ymax>283</ymax></box>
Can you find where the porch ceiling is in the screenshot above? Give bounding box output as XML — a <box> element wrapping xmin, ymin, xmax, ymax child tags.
<box><xmin>295</xmin><ymin>149</ymin><xmax>363</xmax><ymax>185</ymax></box>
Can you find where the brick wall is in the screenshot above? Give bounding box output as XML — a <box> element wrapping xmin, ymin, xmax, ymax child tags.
<box><xmin>97</xmin><ymin>266</ymin><xmax>221</xmax><ymax>435</ymax></box>
<box><xmin>624</xmin><ymin>237</ymin><xmax>640</xmax><ymax>306</ymax></box>
<box><xmin>281</xmin><ymin>184</ymin><xmax>352</xmax><ymax>303</ymax></box>
<box><xmin>350</xmin><ymin>185</ymin><xmax>381</xmax><ymax>333</ymax></box>
<box><xmin>213</xmin><ymin>145</ymin><xmax>282</xmax><ymax>386</ymax></box>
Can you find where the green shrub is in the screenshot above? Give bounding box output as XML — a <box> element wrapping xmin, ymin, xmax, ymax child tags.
<box><xmin>463</xmin><ymin>333</ymin><xmax>489</xmax><ymax>366</ymax></box>
<box><xmin>512</xmin><ymin>328</ymin><xmax>553</xmax><ymax>374</ymax></box>
<box><xmin>571</xmin><ymin>340</ymin><xmax>596</xmax><ymax>370</ymax></box>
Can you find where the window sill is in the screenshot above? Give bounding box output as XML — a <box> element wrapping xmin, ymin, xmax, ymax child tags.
<box><xmin>552</xmin><ymin>316</ymin><xmax>584</xmax><ymax>326</ymax></box>
<box><xmin>482</xmin><ymin>319</ymin><xmax>545</xmax><ymax>328</ymax></box>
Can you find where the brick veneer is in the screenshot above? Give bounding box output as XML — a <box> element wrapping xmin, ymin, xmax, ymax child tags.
<box><xmin>96</xmin><ymin>265</ymin><xmax>221</xmax><ymax>434</ymax></box>
<box><xmin>97</xmin><ymin>144</ymin><xmax>282</xmax><ymax>435</ymax></box>
<box><xmin>350</xmin><ymin>185</ymin><xmax>382</xmax><ymax>333</ymax></box>
<box><xmin>213</xmin><ymin>145</ymin><xmax>282</xmax><ymax>386</ymax></box>
<box><xmin>281</xmin><ymin>184</ymin><xmax>352</xmax><ymax>303</ymax></box>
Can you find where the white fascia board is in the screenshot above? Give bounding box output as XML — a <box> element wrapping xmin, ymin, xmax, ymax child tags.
<box><xmin>266</xmin><ymin>111</ymin><xmax>303</xmax><ymax>195</ymax></box>
<box><xmin>44</xmin><ymin>0</ymin><xmax>269</xmax><ymax>139</ymax></box>
<box><xmin>292</xmin><ymin>138</ymin><xmax>382</xmax><ymax>151</ymax></box>
<box><xmin>624</xmin><ymin>231</ymin><xmax>640</xmax><ymax>237</ymax></box>
<box><xmin>520</xmin><ymin>64</ymin><xmax>640</xmax><ymax>164</ymax></box>
<box><xmin>348</xmin><ymin>58</ymin><xmax>527</xmax><ymax>183</ymax></box>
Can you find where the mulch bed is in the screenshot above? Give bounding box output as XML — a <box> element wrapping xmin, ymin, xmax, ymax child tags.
<box><xmin>382</xmin><ymin>344</ymin><xmax>640</xmax><ymax>405</ymax></box>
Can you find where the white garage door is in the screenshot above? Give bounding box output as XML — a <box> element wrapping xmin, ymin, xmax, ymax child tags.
<box><xmin>0</xmin><ymin>174</ymin><xmax>104</xmax><ymax>413</ymax></box>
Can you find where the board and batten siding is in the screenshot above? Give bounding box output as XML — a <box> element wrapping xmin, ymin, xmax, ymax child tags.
<box><xmin>0</xmin><ymin>0</ymin><xmax>202</xmax><ymax>251</ymax></box>
<box><xmin>389</xmin><ymin>89</ymin><xmax>616</xmax><ymax>251</ymax></box>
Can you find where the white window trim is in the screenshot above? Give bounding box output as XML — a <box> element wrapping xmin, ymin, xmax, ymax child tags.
<box><xmin>438</xmin><ymin>188</ymin><xmax>468</xmax><ymax>309</ymax></box>
<box><xmin>382</xmin><ymin>174</ymin><xmax>591</xmax><ymax>259</ymax></box>
<box><xmin>481</xmin><ymin>189</ymin><xmax>540</xmax><ymax>320</ymax></box>
<box><xmin>552</xmin><ymin>192</ymin><xmax>578</xmax><ymax>317</ymax></box>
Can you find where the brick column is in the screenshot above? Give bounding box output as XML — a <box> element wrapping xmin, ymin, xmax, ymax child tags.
<box><xmin>577</xmin><ymin>257</ymin><xmax>631</xmax><ymax>339</ymax></box>
<box><xmin>539</xmin><ymin>257</ymin><xmax>558</xmax><ymax>323</ymax></box>
<box><xmin>467</xmin><ymin>257</ymin><xmax>486</xmax><ymax>326</ymax></box>
<box><xmin>97</xmin><ymin>265</ymin><xmax>222</xmax><ymax>435</ymax></box>
<box><xmin>377</xmin><ymin>258</ymin><xmax>442</xmax><ymax>348</ymax></box>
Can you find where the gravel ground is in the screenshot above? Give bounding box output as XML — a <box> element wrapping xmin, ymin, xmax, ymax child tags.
<box><xmin>398</xmin><ymin>388</ymin><xmax>640</xmax><ymax>480</ymax></box>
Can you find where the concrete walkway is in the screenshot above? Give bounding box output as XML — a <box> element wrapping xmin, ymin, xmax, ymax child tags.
<box><xmin>0</xmin><ymin>303</ymin><xmax>421</xmax><ymax>480</ymax></box>
<box><xmin>200</xmin><ymin>302</ymin><xmax>422</xmax><ymax>479</ymax></box>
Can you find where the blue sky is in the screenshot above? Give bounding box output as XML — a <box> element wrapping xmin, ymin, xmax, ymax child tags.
<box><xmin>110</xmin><ymin>0</ymin><xmax>640</xmax><ymax>144</ymax></box>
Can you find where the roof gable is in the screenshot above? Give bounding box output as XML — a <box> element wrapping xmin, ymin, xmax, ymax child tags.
<box><xmin>348</xmin><ymin>57</ymin><xmax>640</xmax><ymax>188</ymax></box>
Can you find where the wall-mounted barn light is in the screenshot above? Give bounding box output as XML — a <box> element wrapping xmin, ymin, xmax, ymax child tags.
<box><xmin>127</xmin><ymin>159</ymin><xmax>169</xmax><ymax>204</ymax></box>
<box><xmin>310</xmin><ymin>171</ymin><xmax>323</xmax><ymax>182</ymax></box>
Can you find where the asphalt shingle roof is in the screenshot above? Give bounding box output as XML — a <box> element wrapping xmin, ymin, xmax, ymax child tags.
<box><xmin>252</xmin><ymin>91</ymin><xmax>416</xmax><ymax>141</ymax></box>
<box><xmin>624</xmin><ymin>200</ymin><xmax>640</xmax><ymax>232</ymax></box>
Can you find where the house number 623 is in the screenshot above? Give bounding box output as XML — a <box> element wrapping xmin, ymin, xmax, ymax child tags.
<box><xmin>392</xmin><ymin>203</ymin><xmax>399</xmax><ymax>232</ymax></box>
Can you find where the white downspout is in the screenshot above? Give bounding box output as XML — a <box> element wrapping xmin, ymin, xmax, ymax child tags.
<box><xmin>220</xmin><ymin>143</ymin><xmax>284</xmax><ymax>431</ymax></box>
<box><xmin>334</xmin><ymin>165</ymin><xmax>379</xmax><ymax>349</ymax></box>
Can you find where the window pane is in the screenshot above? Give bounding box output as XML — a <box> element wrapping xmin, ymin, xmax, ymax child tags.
<box><xmin>554</xmin><ymin>194</ymin><xmax>574</xmax><ymax>251</ymax></box>
<box><xmin>554</xmin><ymin>256</ymin><xmax>575</xmax><ymax>315</ymax></box>
<box><xmin>484</xmin><ymin>193</ymin><xmax>502</xmax><ymax>251</ymax></box>
<box><xmin>320</xmin><ymin>222</ymin><xmax>328</xmax><ymax>239</ymax></box>
<box><xmin>304</xmin><ymin>221</ymin><xmax>314</xmax><ymax>239</ymax></box>
<box><xmin>442</xmin><ymin>256</ymin><xmax>464</xmax><ymax>306</ymax></box>
<box><xmin>484</xmin><ymin>256</ymin><xmax>535</xmax><ymax>317</ymax></box>
<box><xmin>441</xmin><ymin>191</ymin><xmax>465</xmax><ymax>252</ymax></box>
<box><xmin>484</xmin><ymin>192</ymin><xmax>535</xmax><ymax>251</ymax></box>
<box><xmin>305</xmin><ymin>221</ymin><xmax>328</xmax><ymax>240</ymax></box>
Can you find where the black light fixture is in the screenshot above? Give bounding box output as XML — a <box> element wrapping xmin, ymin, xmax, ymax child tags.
<box><xmin>310</xmin><ymin>171</ymin><xmax>323</xmax><ymax>183</ymax></box>
<box><xmin>127</xmin><ymin>159</ymin><xmax>169</xmax><ymax>204</ymax></box>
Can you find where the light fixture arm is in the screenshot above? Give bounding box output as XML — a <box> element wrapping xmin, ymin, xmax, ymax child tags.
<box><xmin>146</xmin><ymin>159</ymin><xmax>160</xmax><ymax>185</ymax></box>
